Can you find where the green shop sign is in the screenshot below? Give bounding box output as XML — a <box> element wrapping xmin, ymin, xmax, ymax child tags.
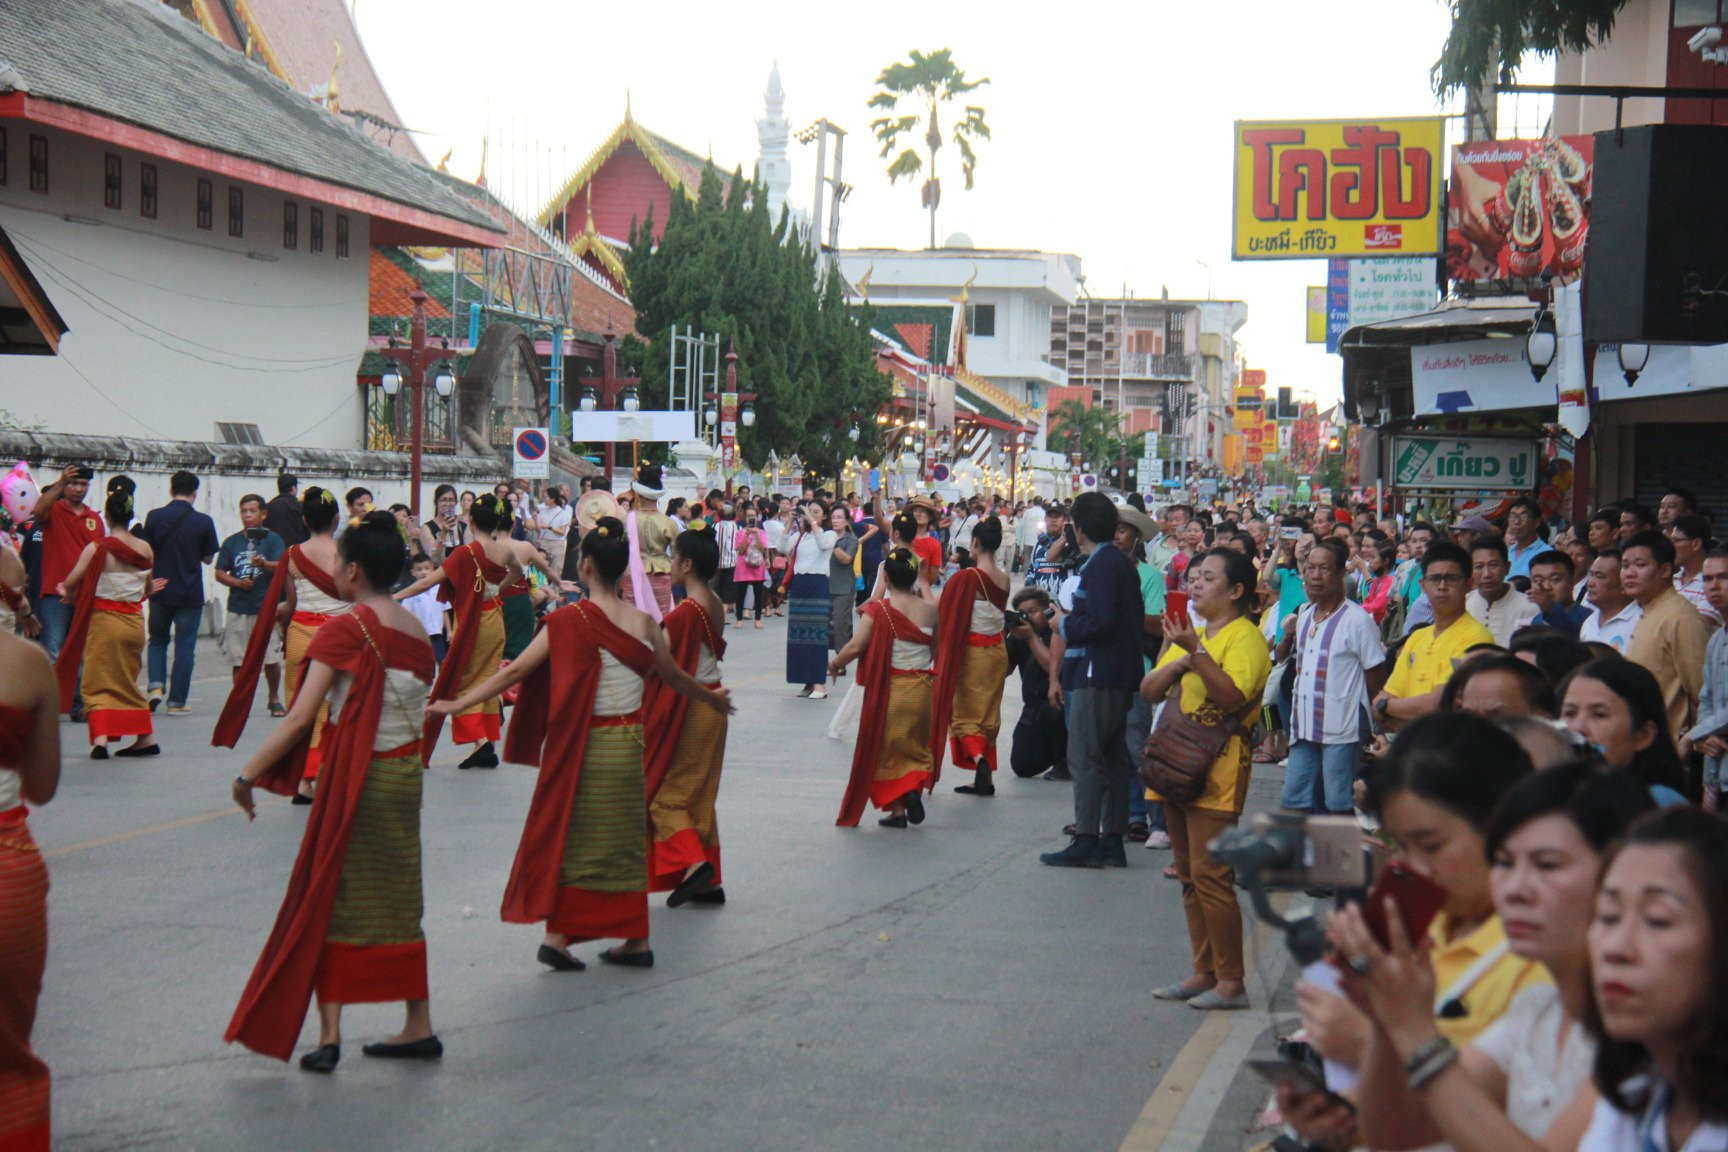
<box><xmin>1391</xmin><ymin>436</ymin><xmax>1536</xmax><ymax>492</ymax></box>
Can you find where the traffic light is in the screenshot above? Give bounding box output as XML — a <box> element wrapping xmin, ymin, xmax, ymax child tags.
<box><xmin>1325</xmin><ymin>435</ymin><xmax>1341</xmax><ymax>453</ymax></box>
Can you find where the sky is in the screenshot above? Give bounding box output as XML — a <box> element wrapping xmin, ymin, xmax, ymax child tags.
<box><xmin>352</xmin><ymin>0</ymin><xmax>1547</xmax><ymax>408</ymax></box>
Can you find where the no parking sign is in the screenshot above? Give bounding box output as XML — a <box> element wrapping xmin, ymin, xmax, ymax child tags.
<box><xmin>513</xmin><ymin>427</ymin><xmax>550</xmax><ymax>480</ymax></box>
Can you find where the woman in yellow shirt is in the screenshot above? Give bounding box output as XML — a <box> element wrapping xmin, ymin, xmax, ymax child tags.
<box><xmin>1144</xmin><ymin>548</ymin><xmax>1271</xmax><ymax>1011</ymax></box>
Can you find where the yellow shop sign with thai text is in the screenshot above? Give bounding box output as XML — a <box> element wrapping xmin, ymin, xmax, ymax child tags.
<box><xmin>1233</xmin><ymin>119</ymin><xmax>1445</xmax><ymax>260</ymax></box>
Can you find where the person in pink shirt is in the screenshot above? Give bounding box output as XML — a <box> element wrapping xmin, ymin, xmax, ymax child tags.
<box><xmin>731</xmin><ymin>505</ymin><xmax>772</xmax><ymax>629</ymax></box>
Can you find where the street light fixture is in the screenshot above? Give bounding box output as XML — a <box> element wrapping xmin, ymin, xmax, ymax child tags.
<box><xmin>432</xmin><ymin>361</ymin><xmax>455</xmax><ymax>399</ymax></box>
<box><xmin>1357</xmin><ymin>382</ymin><xmax>1381</xmax><ymax>424</ymax></box>
<box><xmin>621</xmin><ymin>387</ymin><xmax>640</xmax><ymax>413</ymax></box>
<box><xmin>381</xmin><ymin>362</ymin><xmax>403</xmax><ymax>396</ymax></box>
<box><xmin>741</xmin><ymin>403</ymin><xmax>757</xmax><ymax>428</ymax></box>
<box><xmin>578</xmin><ymin>387</ymin><xmax>598</xmax><ymax>412</ymax></box>
<box><xmin>1618</xmin><ymin>342</ymin><xmax>1650</xmax><ymax>386</ymax></box>
<box><xmin>848</xmin><ymin>424</ymin><xmax>861</xmax><ymax>442</ymax></box>
<box><xmin>1527</xmin><ymin>305</ymin><xmax>1558</xmax><ymax>382</ymax></box>
<box><xmin>704</xmin><ymin>407</ymin><xmax>719</xmax><ymax>427</ymax></box>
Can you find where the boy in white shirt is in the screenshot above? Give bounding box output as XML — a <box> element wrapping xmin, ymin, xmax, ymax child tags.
<box><xmin>403</xmin><ymin>552</ymin><xmax>449</xmax><ymax>662</ymax></box>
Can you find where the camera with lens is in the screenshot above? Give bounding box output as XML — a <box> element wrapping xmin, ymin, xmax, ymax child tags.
<box><xmin>1210</xmin><ymin>813</ymin><xmax>1377</xmax><ymax>964</ymax></box>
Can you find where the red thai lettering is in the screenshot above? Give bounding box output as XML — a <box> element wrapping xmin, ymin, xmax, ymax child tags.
<box><xmin>1329</xmin><ymin>125</ymin><xmax>1400</xmax><ymax>220</ymax></box>
<box><xmin>1382</xmin><ymin>145</ymin><xmax>1432</xmax><ymax>219</ymax></box>
<box><xmin>1244</xmin><ymin>127</ymin><xmax>1305</xmax><ymax>221</ymax></box>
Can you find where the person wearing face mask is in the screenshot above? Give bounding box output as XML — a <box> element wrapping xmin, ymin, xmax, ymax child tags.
<box><xmin>1297</xmin><ymin>762</ymin><xmax>1655</xmax><ymax>1152</ymax></box>
<box><xmin>1281</xmin><ymin>714</ymin><xmax>1547</xmax><ymax>1150</ymax></box>
<box><xmin>1574</xmin><ymin>807</ymin><xmax>1728</xmax><ymax>1152</ymax></box>
<box><xmin>1558</xmin><ymin>659</ymin><xmax>1689</xmax><ymax>806</ymax></box>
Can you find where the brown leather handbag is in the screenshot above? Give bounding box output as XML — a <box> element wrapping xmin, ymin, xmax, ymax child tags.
<box><xmin>1139</xmin><ymin>694</ymin><xmax>1258</xmax><ymax>805</ymax></box>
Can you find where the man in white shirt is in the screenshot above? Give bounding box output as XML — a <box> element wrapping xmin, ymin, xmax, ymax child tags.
<box><xmin>1580</xmin><ymin>548</ymin><xmax>1642</xmax><ymax>652</ymax></box>
<box><xmin>1015</xmin><ymin>501</ymin><xmax>1045</xmax><ymax>573</ymax></box>
<box><xmin>1274</xmin><ymin>538</ymin><xmax>1387</xmax><ymax>814</ymax></box>
<box><xmin>1668</xmin><ymin>512</ymin><xmax>1723</xmax><ymax>626</ymax></box>
<box><xmin>1466</xmin><ymin>535</ymin><xmax>1539</xmax><ymax>645</ymax></box>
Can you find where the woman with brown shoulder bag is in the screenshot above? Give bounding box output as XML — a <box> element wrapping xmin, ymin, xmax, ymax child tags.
<box><xmin>1140</xmin><ymin>547</ymin><xmax>1270</xmax><ymax>1012</ymax></box>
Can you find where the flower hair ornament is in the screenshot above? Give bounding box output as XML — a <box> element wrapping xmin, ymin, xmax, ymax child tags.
<box><xmin>595</xmin><ymin>524</ymin><xmax>612</xmax><ymax>538</ymax></box>
<box><xmin>318</xmin><ymin>489</ymin><xmax>336</xmax><ymax>505</ymax></box>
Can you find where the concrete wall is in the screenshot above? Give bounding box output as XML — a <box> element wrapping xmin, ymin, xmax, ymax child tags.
<box><xmin>0</xmin><ymin>123</ymin><xmax>370</xmax><ymax>450</ymax></box>
<box><xmin>0</xmin><ymin>429</ymin><xmax>507</xmax><ymax>632</ymax></box>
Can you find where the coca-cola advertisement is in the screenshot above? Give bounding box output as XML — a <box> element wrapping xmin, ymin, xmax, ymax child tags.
<box><xmin>1446</xmin><ymin>135</ymin><xmax>1594</xmax><ymax>282</ymax></box>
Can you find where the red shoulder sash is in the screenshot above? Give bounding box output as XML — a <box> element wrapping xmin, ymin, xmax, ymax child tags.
<box><xmin>837</xmin><ymin>600</ymin><xmax>932</xmax><ymax>825</ymax></box>
<box><xmin>642</xmin><ymin>600</ymin><xmax>723</xmax><ymax>797</ymax></box>
<box><xmin>501</xmin><ymin>603</ymin><xmax>653</xmax><ymax>924</ymax></box>
<box><xmin>212</xmin><ymin>544</ymin><xmax>328</xmax><ymax>748</ymax></box>
<box><xmin>421</xmin><ymin>541</ymin><xmax>511</xmax><ymax>760</ymax></box>
<box><xmin>54</xmin><ymin>538</ymin><xmax>150</xmax><ymax>713</ymax></box>
<box><xmin>225</xmin><ymin>606</ymin><xmax>428</xmax><ymax>1061</ymax></box>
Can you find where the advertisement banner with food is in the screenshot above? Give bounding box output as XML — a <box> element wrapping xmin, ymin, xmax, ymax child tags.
<box><xmin>1446</xmin><ymin>136</ymin><xmax>1593</xmax><ymax>282</ymax></box>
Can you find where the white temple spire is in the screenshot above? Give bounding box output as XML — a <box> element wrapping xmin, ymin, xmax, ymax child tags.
<box><xmin>757</xmin><ymin>61</ymin><xmax>791</xmax><ymax>222</ymax></box>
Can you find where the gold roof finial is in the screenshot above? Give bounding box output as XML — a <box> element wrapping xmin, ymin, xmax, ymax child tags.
<box><xmin>476</xmin><ymin>137</ymin><xmax>488</xmax><ymax>187</ymax></box>
<box><xmin>325</xmin><ymin>39</ymin><xmax>342</xmax><ymax>112</ymax></box>
<box><xmin>436</xmin><ymin>147</ymin><xmax>453</xmax><ymax>172</ymax></box>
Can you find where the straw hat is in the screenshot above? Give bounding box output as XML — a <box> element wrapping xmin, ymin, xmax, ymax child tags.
<box><xmin>575</xmin><ymin>488</ymin><xmax>622</xmax><ymax>531</ymax></box>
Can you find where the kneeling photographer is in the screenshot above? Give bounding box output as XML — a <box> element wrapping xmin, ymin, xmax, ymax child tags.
<box><xmin>1005</xmin><ymin>587</ymin><xmax>1066</xmax><ymax>779</ymax></box>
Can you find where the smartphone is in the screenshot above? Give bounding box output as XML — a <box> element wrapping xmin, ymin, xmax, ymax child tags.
<box><xmin>1166</xmin><ymin>589</ymin><xmax>1191</xmax><ymax>632</ymax></box>
<box><xmin>1279</xmin><ymin>526</ymin><xmax>1302</xmax><ymax>540</ymax></box>
<box><xmin>1359</xmin><ymin>860</ymin><xmax>1450</xmax><ymax>951</ymax></box>
<box><xmin>1245</xmin><ymin>1059</ymin><xmax>1356</xmax><ymax>1114</ymax></box>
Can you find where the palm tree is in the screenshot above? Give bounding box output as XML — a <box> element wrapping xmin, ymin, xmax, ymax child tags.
<box><xmin>868</xmin><ymin>48</ymin><xmax>991</xmax><ymax>249</ymax></box>
<box><xmin>1048</xmin><ymin>397</ymin><xmax>1124</xmax><ymax>474</ymax></box>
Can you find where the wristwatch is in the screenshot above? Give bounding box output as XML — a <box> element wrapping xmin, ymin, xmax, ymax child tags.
<box><xmin>1375</xmin><ymin>696</ymin><xmax>1391</xmax><ymax>716</ymax></box>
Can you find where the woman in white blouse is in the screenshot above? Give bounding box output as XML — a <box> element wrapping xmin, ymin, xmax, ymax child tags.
<box><xmin>773</xmin><ymin>500</ymin><xmax>837</xmax><ymax>699</ymax></box>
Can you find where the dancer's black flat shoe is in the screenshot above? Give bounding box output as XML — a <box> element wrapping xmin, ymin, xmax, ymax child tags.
<box><xmin>878</xmin><ymin>814</ymin><xmax>909</xmax><ymax>828</ymax></box>
<box><xmin>689</xmin><ymin>887</ymin><xmax>726</xmax><ymax>906</ymax></box>
<box><xmin>361</xmin><ymin>1036</ymin><xmax>443</xmax><ymax>1060</ymax></box>
<box><xmin>115</xmin><ymin>744</ymin><xmax>160</xmax><ymax>758</ymax></box>
<box><xmin>90</xmin><ymin>745</ymin><xmax>109</xmax><ymax>760</ymax></box>
<box><xmin>666</xmin><ymin>862</ymin><xmax>717</xmax><ymax>909</ymax></box>
<box><xmin>537</xmin><ymin>944</ymin><xmax>585</xmax><ymax>972</ymax></box>
<box><xmin>599</xmin><ymin>948</ymin><xmax>654</xmax><ymax>969</ymax></box>
<box><xmin>291</xmin><ymin>793</ymin><xmax>313</xmax><ymax>805</ymax></box>
<box><xmin>904</xmin><ymin>790</ymin><xmax>926</xmax><ymax>825</ymax></box>
<box><xmin>955</xmin><ymin>765</ymin><xmax>995</xmax><ymax>795</ymax></box>
<box><xmin>298</xmin><ymin>1044</ymin><xmax>340</xmax><ymax>1073</ymax></box>
<box><xmin>457</xmin><ymin>742</ymin><xmax>498</xmax><ymax>770</ymax></box>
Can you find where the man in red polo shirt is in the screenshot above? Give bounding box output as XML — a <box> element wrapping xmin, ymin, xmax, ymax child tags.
<box><xmin>31</xmin><ymin>464</ymin><xmax>106</xmax><ymax>715</ymax></box>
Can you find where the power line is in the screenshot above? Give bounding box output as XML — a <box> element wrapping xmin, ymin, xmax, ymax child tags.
<box><xmin>6</xmin><ymin>227</ymin><xmax>364</xmax><ymax>310</ymax></box>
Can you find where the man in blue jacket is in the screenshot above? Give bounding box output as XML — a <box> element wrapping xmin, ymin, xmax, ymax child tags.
<box><xmin>1042</xmin><ymin>492</ymin><xmax>1147</xmax><ymax>869</ymax></box>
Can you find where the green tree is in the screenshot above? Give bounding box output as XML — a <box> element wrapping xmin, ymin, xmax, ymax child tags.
<box><xmin>868</xmin><ymin>48</ymin><xmax>991</xmax><ymax>249</ymax></box>
<box><xmin>1435</xmin><ymin>0</ymin><xmax>1630</xmax><ymax>95</ymax></box>
<box><xmin>1047</xmin><ymin>398</ymin><xmax>1126</xmax><ymax>473</ymax></box>
<box><xmin>623</xmin><ymin>163</ymin><xmax>892</xmax><ymax>486</ymax></box>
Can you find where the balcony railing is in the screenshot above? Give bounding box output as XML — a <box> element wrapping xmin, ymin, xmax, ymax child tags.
<box><xmin>1120</xmin><ymin>352</ymin><xmax>1193</xmax><ymax>379</ymax></box>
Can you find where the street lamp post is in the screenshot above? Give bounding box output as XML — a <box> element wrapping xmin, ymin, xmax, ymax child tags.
<box><xmin>379</xmin><ymin>282</ymin><xmax>455</xmax><ymax>519</ymax></box>
<box><xmin>576</xmin><ymin>319</ymin><xmax>641</xmax><ymax>483</ymax></box>
<box><xmin>700</xmin><ymin>348</ymin><xmax>758</xmax><ymax>494</ymax></box>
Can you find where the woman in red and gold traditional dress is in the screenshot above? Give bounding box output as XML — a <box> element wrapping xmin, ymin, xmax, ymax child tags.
<box><xmin>397</xmin><ymin>494</ymin><xmax>521</xmax><ymax>770</ymax></box>
<box><xmin>0</xmin><ymin>625</ymin><xmax>60</xmax><ymax>1151</ymax></box>
<box><xmin>934</xmin><ymin>516</ymin><xmax>1010</xmax><ymax>798</ymax></box>
<box><xmin>831</xmin><ymin>547</ymin><xmax>941</xmax><ymax>829</ymax></box>
<box><xmin>55</xmin><ymin>489</ymin><xmax>157</xmax><ymax>758</ymax></box>
<box><xmin>226</xmin><ymin>513</ymin><xmax>441</xmax><ymax>1073</ymax></box>
<box><xmin>214</xmin><ymin>486</ymin><xmax>348</xmax><ymax>802</ymax></box>
<box><xmin>431</xmin><ymin>517</ymin><xmax>732</xmax><ymax>971</ymax></box>
<box><xmin>644</xmin><ymin>525</ymin><xmax>730</xmax><ymax>907</ymax></box>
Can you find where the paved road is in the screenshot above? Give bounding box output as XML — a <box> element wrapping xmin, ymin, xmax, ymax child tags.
<box><xmin>33</xmin><ymin>616</ymin><xmax>1288</xmax><ymax>1151</ymax></box>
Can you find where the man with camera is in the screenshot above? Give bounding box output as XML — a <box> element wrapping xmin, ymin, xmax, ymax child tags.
<box><xmin>215</xmin><ymin>494</ymin><xmax>286</xmax><ymax>717</ymax></box>
<box><xmin>1005</xmin><ymin>587</ymin><xmax>1067</xmax><ymax>779</ymax></box>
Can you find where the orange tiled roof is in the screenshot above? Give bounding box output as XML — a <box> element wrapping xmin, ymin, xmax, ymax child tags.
<box><xmin>369</xmin><ymin>250</ymin><xmax>450</xmax><ymax>318</ymax></box>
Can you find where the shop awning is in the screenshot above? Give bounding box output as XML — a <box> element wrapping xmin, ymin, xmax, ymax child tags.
<box><xmin>0</xmin><ymin>224</ymin><xmax>67</xmax><ymax>355</ymax></box>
